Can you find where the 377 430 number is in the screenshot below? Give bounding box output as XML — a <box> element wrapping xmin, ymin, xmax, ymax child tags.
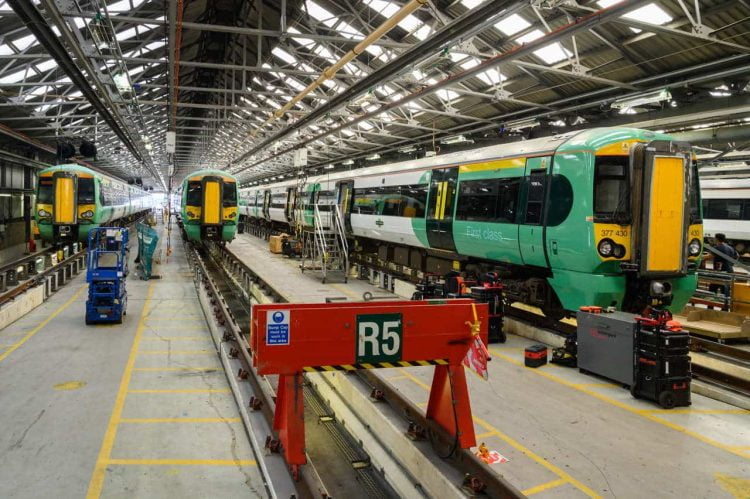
<box><xmin>600</xmin><ymin>229</ymin><xmax>628</xmax><ymax>238</ymax></box>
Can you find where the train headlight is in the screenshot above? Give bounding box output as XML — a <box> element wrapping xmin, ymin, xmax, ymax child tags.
<box><xmin>38</xmin><ymin>209</ymin><xmax>51</xmax><ymax>218</ymax></box>
<box><xmin>80</xmin><ymin>210</ymin><xmax>94</xmax><ymax>218</ymax></box>
<box><xmin>598</xmin><ymin>238</ymin><xmax>614</xmax><ymax>257</ymax></box>
<box><xmin>688</xmin><ymin>238</ymin><xmax>701</xmax><ymax>256</ymax></box>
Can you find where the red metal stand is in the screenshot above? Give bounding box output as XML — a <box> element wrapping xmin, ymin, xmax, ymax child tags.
<box><xmin>426</xmin><ymin>364</ymin><xmax>476</xmax><ymax>449</ymax></box>
<box><xmin>251</xmin><ymin>299</ymin><xmax>488</xmax><ymax>479</ymax></box>
<box><xmin>272</xmin><ymin>373</ymin><xmax>305</xmax><ymax>478</ymax></box>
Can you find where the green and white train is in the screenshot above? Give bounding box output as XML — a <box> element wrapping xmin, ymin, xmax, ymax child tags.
<box><xmin>240</xmin><ymin>128</ymin><xmax>703</xmax><ymax>316</ymax></box>
<box><xmin>35</xmin><ymin>164</ymin><xmax>153</xmax><ymax>243</ymax></box>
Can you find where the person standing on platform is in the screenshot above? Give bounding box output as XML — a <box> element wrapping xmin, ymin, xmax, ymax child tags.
<box><xmin>713</xmin><ymin>233</ymin><xmax>738</xmax><ymax>273</ymax></box>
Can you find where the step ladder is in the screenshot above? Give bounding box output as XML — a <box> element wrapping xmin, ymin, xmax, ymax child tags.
<box><xmin>300</xmin><ymin>204</ymin><xmax>349</xmax><ymax>284</ymax></box>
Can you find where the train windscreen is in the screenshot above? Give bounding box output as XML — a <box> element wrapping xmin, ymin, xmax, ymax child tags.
<box><xmin>187</xmin><ymin>181</ymin><xmax>202</xmax><ymax>205</ymax></box>
<box><xmin>223</xmin><ymin>183</ymin><xmax>237</xmax><ymax>206</ymax></box>
<box><xmin>37</xmin><ymin>177</ymin><xmax>53</xmax><ymax>203</ymax></box>
<box><xmin>594</xmin><ymin>156</ymin><xmax>630</xmax><ymax>223</ymax></box>
<box><xmin>78</xmin><ymin>178</ymin><xmax>95</xmax><ymax>204</ymax></box>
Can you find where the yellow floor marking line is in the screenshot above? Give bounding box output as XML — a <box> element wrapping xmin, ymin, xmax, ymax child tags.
<box><xmin>490</xmin><ymin>348</ymin><xmax>750</xmax><ymax>460</ymax></box>
<box><xmin>145</xmin><ymin>316</ymin><xmax>205</xmax><ymax>322</ymax></box>
<box><xmin>106</xmin><ymin>458</ymin><xmax>256</xmax><ymax>466</ymax></box>
<box><xmin>128</xmin><ymin>389</ymin><xmax>231</xmax><ymax>394</ymax></box>
<box><xmin>641</xmin><ymin>408</ymin><xmax>749</xmax><ymax>415</ymax></box>
<box><xmin>138</xmin><ymin>350</ymin><xmax>214</xmax><ymax>355</ymax></box>
<box><xmin>0</xmin><ymin>285</ymin><xmax>86</xmax><ymax>364</ymax></box>
<box><xmin>328</xmin><ymin>283</ymin><xmax>363</xmax><ymax>301</ymax></box>
<box><xmin>475</xmin><ymin>431</ymin><xmax>495</xmax><ymax>439</ymax></box>
<box><xmin>522</xmin><ymin>478</ymin><xmax>568</xmax><ymax>496</ymax></box>
<box><xmin>120</xmin><ymin>417</ymin><xmax>240</xmax><ymax>423</ymax></box>
<box><xmin>132</xmin><ymin>366</ymin><xmax>220</xmax><ymax>372</ymax></box>
<box><xmin>572</xmin><ymin>382</ymin><xmax>619</xmax><ymax>389</ymax></box>
<box><xmin>714</xmin><ymin>472</ymin><xmax>750</xmax><ymax>498</ymax></box>
<box><xmin>54</xmin><ymin>381</ymin><xmax>87</xmax><ymax>391</ymax></box>
<box><xmin>139</xmin><ymin>336</ymin><xmax>211</xmax><ymax>340</ymax></box>
<box><xmin>87</xmin><ymin>283</ymin><xmax>154</xmax><ymax>499</ymax></box>
<box><xmin>396</xmin><ymin>368</ymin><xmax>600</xmax><ymax>498</ymax></box>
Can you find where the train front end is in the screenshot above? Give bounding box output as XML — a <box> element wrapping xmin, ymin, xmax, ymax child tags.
<box><xmin>35</xmin><ymin>166</ymin><xmax>97</xmax><ymax>243</ymax></box>
<box><xmin>557</xmin><ymin>130</ymin><xmax>701</xmax><ymax>313</ymax></box>
<box><xmin>182</xmin><ymin>171</ymin><xmax>238</xmax><ymax>243</ymax></box>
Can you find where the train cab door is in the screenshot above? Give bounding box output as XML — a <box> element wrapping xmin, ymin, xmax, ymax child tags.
<box><xmin>426</xmin><ymin>167</ymin><xmax>458</xmax><ymax>251</ymax></box>
<box><xmin>336</xmin><ymin>180</ymin><xmax>354</xmax><ymax>231</ymax></box>
<box><xmin>518</xmin><ymin>157</ymin><xmax>550</xmax><ymax>268</ymax></box>
<box><xmin>285</xmin><ymin>187</ymin><xmax>296</xmax><ymax>224</ymax></box>
<box><xmin>262</xmin><ymin>190</ymin><xmax>271</xmax><ymax>219</ymax></box>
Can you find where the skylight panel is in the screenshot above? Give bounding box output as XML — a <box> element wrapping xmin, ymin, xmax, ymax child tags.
<box><xmin>306</xmin><ymin>1</ymin><xmax>335</xmax><ymax>22</ymax></box>
<box><xmin>272</xmin><ymin>47</ymin><xmax>297</xmax><ymax>65</ymax></box>
<box><xmin>534</xmin><ymin>43</ymin><xmax>571</xmax><ymax>64</ymax></box>
<box><xmin>476</xmin><ymin>69</ymin><xmax>506</xmax><ymax>86</ymax></box>
<box><xmin>116</xmin><ymin>27</ymin><xmax>138</xmax><ymax>41</ymax></box>
<box><xmin>35</xmin><ymin>60</ymin><xmax>58</xmax><ymax>73</ymax></box>
<box><xmin>0</xmin><ymin>68</ymin><xmax>29</xmax><ymax>84</ymax></box>
<box><xmin>461</xmin><ymin>0</ymin><xmax>484</xmax><ymax>8</ymax></box>
<box><xmin>413</xmin><ymin>25</ymin><xmax>431</xmax><ymax>41</ymax></box>
<box><xmin>515</xmin><ymin>29</ymin><xmax>544</xmax><ymax>44</ymax></box>
<box><xmin>597</xmin><ymin>1</ymin><xmax>672</xmax><ymax>25</ymax></box>
<box><xmin>437</xmin><ymin>89</ymin><xmax>459</xmax><ymax>101</ymax></box>
<box><xmin>0</xmin><ymin>44</ymin><xmax>14</xmax><ymax>56</ymax></box>
<box><xmin>495</xmin><ymin>14</ymin><xmax>530</xmax><ymax>36</ymax></box>
<box><xmin>359</xmin><ymin>121</ymin><xmax>374</xmax><ymax>131</ymax></box>
<box><xmin>12</xmin><ymin>34</ymin><xmax>38</xmax><ymax>51</ymax></box>
<box><xmin>313</xmin><ymin>45</ymin><xmax>336</xmax><ymax>63</ymax></box>
<box><xmin>107</xmin><ymin>0</ymin><xmax>147</xmax><ymax>11</ymax></box>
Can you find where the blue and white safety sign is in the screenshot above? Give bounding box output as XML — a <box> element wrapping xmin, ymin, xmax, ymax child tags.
<box><xmin>266</xmin><ymin>309</ymin><xmax>290</xmax><ymax>345</ymax></box>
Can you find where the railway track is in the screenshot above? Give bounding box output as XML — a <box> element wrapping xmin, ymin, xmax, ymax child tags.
<box><xmin>186</xmin><ymin>233</ymin><xmax>524</xmax><ymax>498</ymax></box>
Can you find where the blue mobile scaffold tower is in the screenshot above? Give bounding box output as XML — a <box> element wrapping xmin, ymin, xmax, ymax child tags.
<box><xmin>86</xmin><ymin>227</ymin><xmax>129</xmax><ymax>325</ymax></box>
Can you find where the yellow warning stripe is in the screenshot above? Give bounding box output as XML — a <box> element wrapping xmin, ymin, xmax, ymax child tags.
<box><xmin>302</xmin><ymin>359</ymin><xmax>450</xmax><ymax>372</ymax></box>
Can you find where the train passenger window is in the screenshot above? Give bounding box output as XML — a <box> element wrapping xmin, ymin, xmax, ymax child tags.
<box><xmin>594</xmin><ymin>156</ymin><xmax>630</xmax><ymax>222</ymax></box>
<box><xmin>353</xmin><ymin>188</ymin><xmax>379</xmax><ymax>214</ymax></box>
<box><xmin>222</xmin><ymin>183</ymin><xmax>237</xmax><ymax>206</ymax></box>
<box><xmin>524</xmin><ymin>172</ymin><xmax>547</xmax><ymax>225</ymax></box>
<box><xmin>401</xmin><ymin>185</ymin><xmax>427</xmax><ymax>218</ymax></box>
<box><xmin>271</xmin><ymin>192</ymin><xmax>286</xmax><ymax>209</ymax></box>
<box><xmin>78</xmin><ymin>178</ymin><xmax>95</xmax><ymax>204</ymax></box>
<box><xmin>456</xmin><ymin>180</ymin><xmax>499</xmax><ymax>222</ymax></box>
<box><xmin>187</xmin><ymin>181</ymin><xmax>202</xmax><ymax>205</ymax></box>
<box><xmin>496</xmin><ymin>179</ymin><xmax>520</xmax><ymax>223</ymax></box>
<box><xmin>37</xmin><ymin>178</ymin><xmax>53</xmax><ymax>204</ymax></box>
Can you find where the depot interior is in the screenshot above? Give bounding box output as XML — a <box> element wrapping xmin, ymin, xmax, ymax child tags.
<box><xmin>0</xmin><ymin>1</ymin><xmax>749</xmax><ymax>498</ymax></box>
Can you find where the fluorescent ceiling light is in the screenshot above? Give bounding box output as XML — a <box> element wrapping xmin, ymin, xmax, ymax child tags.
<box><xmin>366</xmin><ymin>153</ymin><xmax>381</xmax><ymax>160</ymax></box>
<box><xmin>495</xmin><ymin>14</ymin><xmax>530</xmax><ymax>36</ymax></box>
<box><xmin>515</xmin><ymin>29</ymin><xmax>544</xmax><ymax>44</ymax></box>
<box><xmin>611</xmin><ymin>88</ymin><xmax>671</xmax><ymax>109</ymax></box>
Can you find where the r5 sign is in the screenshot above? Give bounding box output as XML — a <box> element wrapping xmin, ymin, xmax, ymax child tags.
<box><xmin>356</xmin><ymin>313</ymin><xmax>403</xmax><ymax>364</ymax></box>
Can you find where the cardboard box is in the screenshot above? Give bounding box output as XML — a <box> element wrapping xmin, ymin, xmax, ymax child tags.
<box><xmin>269</xmin><ymin>235</ymin><xmax>283</xmax><ymax>254</ymax></box>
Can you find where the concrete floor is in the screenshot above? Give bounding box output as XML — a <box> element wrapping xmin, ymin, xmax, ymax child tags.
<box><xmin>230</xmin><ymin>232</ymin><xmax>750</xmax><ymax>499</ymax></box>
<box><xmin>0</xmin><ymin>224</ymin><xmax>265</xmax><ymax>499</ymax></box>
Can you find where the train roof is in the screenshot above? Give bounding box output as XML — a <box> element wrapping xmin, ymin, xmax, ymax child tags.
<box><xmin>239</xmin><ymin>127</ymin><xmax>675</xmax><ymax>192</ymax></box>
<box><xmin>39</xmin><ymin>163</ymin><xmax>147</xmax><ymax>190</ymax></box>
<box><xmin>182</xmin><ymin>169</ymin><xmax>238</xmax><ymax>183</ymax></box>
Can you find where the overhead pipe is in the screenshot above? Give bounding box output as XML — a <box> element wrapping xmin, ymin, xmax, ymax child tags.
<box><xmin>234</xmin><ymin>0</ymin><xmax>652</xmax><ymax>177</ymax></box>
<box><xmin>249</xmin><ymin>0</ymin><xmax>429</xmax><ymax>137</ymax></box>
<box><xmin>234</xmin><ymin>0</ymin><xmax>518</xmax><ymax>164</ymax></box>
<box><xmin>6</xmin><ymin>0</ymin><xmax>143</xmax><ymax>163</ymax></box>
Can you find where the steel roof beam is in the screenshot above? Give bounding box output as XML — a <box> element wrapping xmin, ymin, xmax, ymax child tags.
<box><xmin>5</xmin><ymin>0</ymin><xmax>144</xmax><ymax>164</ymax></box>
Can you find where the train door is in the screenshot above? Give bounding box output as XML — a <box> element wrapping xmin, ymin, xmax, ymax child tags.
<box><xmin>336</xmin><ymin>180</ymin><xmax>354</xmax><ymax>231</ymax></box>
<box><xmin>518</xmin><ymin>157</ymin><xmax>550</xmax><ymax>268</ymax></box>
<box><xmin>285</xmin><ymin>187</ymin><xmax>296</xmax><ymax>223</ymax></box>
<box><xmin>426</xmin><ymin>167</ymin><xmax>458</xmax><ymax>251</ymax></box>
<box><xmin>262</xmin><ymin>190</ymin><xmax>271</xmax><ymax>219</ymax></box>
